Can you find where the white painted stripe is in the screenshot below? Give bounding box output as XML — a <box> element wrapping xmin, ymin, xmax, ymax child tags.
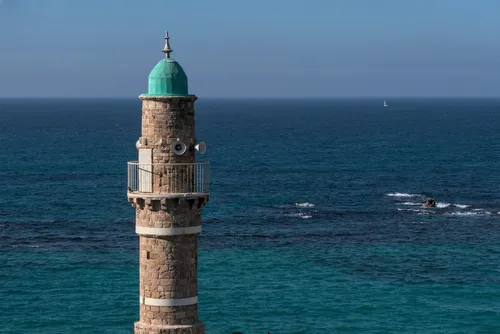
<box><xmin>140</xmin><ymin>296</ymin><xmax>198</xmax><ymax>307</ymax></box>
<box><xmin>135</xmin><ymin>225</ymin><xmax>201</xmax><ymax>236</ymax></box>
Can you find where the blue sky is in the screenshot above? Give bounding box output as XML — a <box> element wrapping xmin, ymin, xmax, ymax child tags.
<box><xmin>0</xmin><ymin>0</ymin><xmax>498</xmax><ymax>97</ymax></box>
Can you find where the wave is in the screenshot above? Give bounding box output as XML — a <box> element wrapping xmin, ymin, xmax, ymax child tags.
<box><xmin>397</xmin><ymin>201</ymin><xmax>450</xmax><ymax>208</ymax></box>
<box><xmin>397</xmin><ymin>208</ymin><xmax>429</xmax><ymax>215</ymax></box>
<box><xmin>11</xmin><ymin>244</ymin><xmax>40</xmax><ymax>248</ymax></box>
<box><xmin>284</xmin><ymin>212</ymin><xmax>313</xmax><ymax>219</ymax></box>
<box><xmin>395</xmin><ymin>200</ymin><xmax>471</xmax><ymax>210</ymax></box>
<box><xmin>447</xmin><ymin>211</ymin><xmax>491</xmax><ymax>217</ymax></box>
<box><xmin>295</xmin><ymin>202</ymin><xmax>315</xmax><ymax>208</ymax></box>
<box><xmin>397</xmin><ymin>202</ymin><xmax>422</xmax><ymax>206</ymax></box>
<box><xmin>387</xmin><ymin>192</ymin><xmax>420</xmax><ymax>198</ymax></box>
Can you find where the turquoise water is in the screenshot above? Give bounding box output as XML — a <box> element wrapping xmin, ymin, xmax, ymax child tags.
<box><xmin>1</xmin><ymin>98</ymin><xmax>500</xmax><ymax>333</ymax></box>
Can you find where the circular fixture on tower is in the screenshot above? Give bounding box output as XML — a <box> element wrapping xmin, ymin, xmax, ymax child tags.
<box><xmin>172</xmin><ymin>139</ymin><xmax>187</xmax><ymax>155</ymax></box>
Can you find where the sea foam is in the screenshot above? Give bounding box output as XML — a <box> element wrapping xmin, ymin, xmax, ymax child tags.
<box><xmin>387</xmin><ymin>192</ymin><xmax>419</xmax><ymax>198</ymax></box>
<box><xmin>285</xmin><ymin>212</ymin><xmax>312</xmax><ymax>219</ymax></box>
<box><xmin>295</xmin><ymin>202</ymin><xmax>315</xmax><ymax>208</ymax></box>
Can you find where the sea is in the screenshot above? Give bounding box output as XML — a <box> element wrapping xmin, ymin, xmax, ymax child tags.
<box><xmin>1</xmin><ymin>98</ymin><xmax>500</xmax><ymax>334</ymax></box>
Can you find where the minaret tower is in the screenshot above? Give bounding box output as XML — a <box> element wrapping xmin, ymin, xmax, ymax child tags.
<box><xmin>128</xmin><ymin>32</ymin><xmax>209</xmax><ymax>334</ymax></box>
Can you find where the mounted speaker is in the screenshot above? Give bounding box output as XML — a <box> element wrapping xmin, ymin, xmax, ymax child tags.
<box><xmin>194</xmin><ymin>141</ymin><xmax>207</xmax><ymax>154</ymax></box>
<box><xmin>135</xmin><ymin>137</ymin><xmax>147</xmax><ymax>150</ymax></box>
<box><xmin>172</xmin><ymin>139</ymin><xmax>187</xmax><ymax>156</ymax></box>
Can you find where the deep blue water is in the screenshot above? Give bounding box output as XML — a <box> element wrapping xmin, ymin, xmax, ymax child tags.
<box><xmin>1</xmin><ymin>98</ymin><xmax>500</xmax><ymax>333</ymax></box>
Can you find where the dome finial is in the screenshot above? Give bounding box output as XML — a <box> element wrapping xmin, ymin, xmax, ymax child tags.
<box><xmin>162</xmin><ymin>31</ymin><xmax>173</xmax><ymax>58</ymax></box>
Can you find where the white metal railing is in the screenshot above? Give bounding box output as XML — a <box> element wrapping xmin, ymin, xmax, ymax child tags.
<box><xmin>127</xmin><ymin>161</ymin><xmax>210</xmax><ymax>195</ymax></box>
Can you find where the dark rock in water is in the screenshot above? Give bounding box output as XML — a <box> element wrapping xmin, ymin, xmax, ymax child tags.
<box><xmin>423</xmin><ymin>199</ymin><xmax>436</xmax><ymax>207</ymax></box>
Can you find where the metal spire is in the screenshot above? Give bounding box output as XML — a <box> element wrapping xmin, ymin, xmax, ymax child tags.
<box><xmin>162</xmin><ymin>31</ymin><xmax>173</xmax><ymax>58</ymax></box>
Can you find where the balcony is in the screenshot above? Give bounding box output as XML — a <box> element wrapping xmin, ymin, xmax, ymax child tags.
<box><xmin>127</xmin><ymin>161</ymin><xmax>210</xmax><ymax>198</ymax></box>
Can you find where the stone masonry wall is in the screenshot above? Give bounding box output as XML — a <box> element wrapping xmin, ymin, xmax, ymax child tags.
<box><xmin>135</xmin><ymin>204</ymin><xmax>203</xmax><ymax>332</ymax></box>
<box><xmin>134</xmin><ymin>95</ymin><xmax>205</xmax><ymax>334</ymax></box>
<box><xmin>139</xmin><ymin>96</ymin><xmax>197</xmax><ymax>165</ymax></box>
<box><xmin>139</xmin><ymin>96</ymin><xmax>199</xmax><ymax>194</ymax></box>
<box><xmin>134</xmin><ymin>322</ymin><xmax>205</xmax><ymax>334</ymax></box>
<box><xmin>139</xmin><ymin>235</ymin><xmax>199</xmax><ymax>325</ymax></box>
<box><xmin>136</xmin><ymin>199</ymin><xmax>203</xmax><ymax>229</ymax></box>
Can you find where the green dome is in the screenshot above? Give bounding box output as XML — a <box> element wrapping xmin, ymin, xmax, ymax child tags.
<box><xmin>145</xmin><ymin>58</ymin><xmax>189</xmax><ymax>96</ymax></box>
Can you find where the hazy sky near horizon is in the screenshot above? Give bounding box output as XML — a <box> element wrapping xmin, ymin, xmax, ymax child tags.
<box><xmin>0</xmin><ymin>0</ymin><xmax>499</xmax><ymax>98</ymax></box>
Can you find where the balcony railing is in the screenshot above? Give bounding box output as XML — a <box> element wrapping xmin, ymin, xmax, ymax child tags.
<box><xmin>127</xmin><ymin>161</ymin><xmax>210</xmax><ymax>196</ymax></box>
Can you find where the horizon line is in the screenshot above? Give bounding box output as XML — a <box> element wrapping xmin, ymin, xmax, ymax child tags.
<box><xmin>1</xmin><ymin>96</ymin><xmax>500</xmax><ymax>100</ymax></box>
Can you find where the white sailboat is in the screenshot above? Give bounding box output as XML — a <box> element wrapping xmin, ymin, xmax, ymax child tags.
<box><xmin>383</xmin><ymin>100</ymin><xmax>388</xmax><ymax>107</ymax></box>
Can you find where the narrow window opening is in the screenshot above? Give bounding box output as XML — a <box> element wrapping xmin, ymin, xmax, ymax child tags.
<box><xmin>146</xmin><ymin>251</ymin><xmax>150</xmax><ymax>260</ymax></box>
